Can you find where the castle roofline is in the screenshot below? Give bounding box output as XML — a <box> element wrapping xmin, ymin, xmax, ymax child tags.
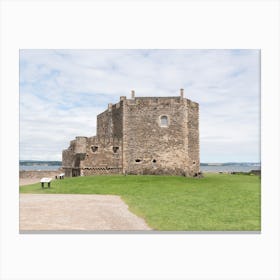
<box><xmin>131</xmin><ymin>96</ymin><xmax>181</xmax><ymax>99</ymax></box>
<box><xmin>128</xmin><ymin>88</ymin><xmax>185</xmax><ymax>99</ymax></box>
<box><xmin>96</xmin><ymin>89</ymin><xmax>198</xmax><ymax>118</ymax></box>
<box><xmin>128</xmin><ymin>96</ymin><xmax>198</xmax><ymax>105</ymax></box>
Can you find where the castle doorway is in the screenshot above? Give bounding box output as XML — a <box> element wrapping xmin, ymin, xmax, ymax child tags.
<box><xmin>72</xmin><ymin>168</ymin><xmax>80</xmax><ymax>177</ymax></box>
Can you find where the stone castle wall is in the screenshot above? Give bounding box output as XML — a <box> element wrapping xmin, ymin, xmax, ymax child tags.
<box><xmin>97</xmin><ymin>100</ymin><xmax>124</xmax><ymax>139</ymax></box>
<box><xmin>62</xmin><ymin>90</ymin><xmax>200</xmax><ymax>177</ymax></box>
<box><xmin>62</xmin><ymin>136</ymin><xmax>87</xmax><ymax>176</ymax></box>
<box><xmin>187</xmin><ymin>100</ymin><xmax>200</xmax><ymax>175</ymax></box>
<box><xmin>123</xmin><ymin>97</ymin><xmax>193</xmax><ymax>176</ymax></box>
<box><xmin>79</xmin><ymin>136</ymin><xmax>122</xmax><ymax>176</ymax></box>
<box><xmin>62</xmin><ymin>136</ymin><xmax>123</xmax><ymax>176</ymax></box>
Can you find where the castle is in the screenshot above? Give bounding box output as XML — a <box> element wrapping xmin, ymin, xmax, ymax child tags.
<box><xmin>62</xmin><ymin>89</ymin><xmax>200</xmax><ymax>177</ymax></box>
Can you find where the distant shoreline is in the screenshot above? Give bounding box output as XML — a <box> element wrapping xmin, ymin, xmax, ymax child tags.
<box><xmin>19</xmin><ymin>161</ymin><xmax>261</xmax><ymax>174</ymax></box>
<box><xmin>20</xmin><ymin>161</ymin><xmax>260</xmax><ymax>166</ymax></box>
<box><xmin>19</xmin><ymin>164</ymin><xmax>261</xmax><ymax>173</ymax></box>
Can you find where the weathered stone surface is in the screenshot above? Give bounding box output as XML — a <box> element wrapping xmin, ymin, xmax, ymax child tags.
<box><xmin>62</xmin><ymin>90</ymin><xmax>200</xmax><ymax>177</ymax></box>
<box><xmin>19</xmin><ymin>170</ymin><xmax>63</xmax><ymax>179</ymax></box>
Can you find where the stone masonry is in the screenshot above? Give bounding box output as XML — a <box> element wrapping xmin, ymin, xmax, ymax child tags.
<box><xmin>62</xmin><ymin>89</ymin><xmax>200</xmax><ymax>177</ymax></box>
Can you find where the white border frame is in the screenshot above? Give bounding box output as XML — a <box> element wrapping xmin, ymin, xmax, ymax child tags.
<box><xmin>1</xmin><ymin>1</ymin><xmax>279</xmax><ymax>280</ymax></box>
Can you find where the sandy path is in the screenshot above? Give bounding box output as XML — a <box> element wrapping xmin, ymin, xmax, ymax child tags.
<box><xmin>20</xmin><ymin>194</ymin><xmax>151</xmax><ymax>231</ymax></box>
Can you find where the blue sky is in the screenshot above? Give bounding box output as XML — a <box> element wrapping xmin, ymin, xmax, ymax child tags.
<box><xmin>20</xmin><ymin>49</ymin><xmax>260</xmax><ymax>162</ymax></box>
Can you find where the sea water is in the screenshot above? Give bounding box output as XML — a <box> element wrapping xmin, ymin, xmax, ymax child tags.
<box><xmin>200</xmin><ymin>165</ymin><xmax>261</xmax><ymax>173</ymax></box>
<box><xmin>19</xmin><ymin>165</ymin><xmax>62</xmax><ymax>171</ymax></box>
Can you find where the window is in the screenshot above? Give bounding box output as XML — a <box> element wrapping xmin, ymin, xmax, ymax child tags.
<box><xmin>135</xmin><ymin>159</ymin><xmax>142</xmax><ymax>163</ymax></box>
<box><xmin>91</xmin><ymin>146</ymin><xmax>98</xmax><ymax>153</ymax></box>
<box><xmin>160</xmin><ymin>115</ymin><xmax>168</xmax><ymax>127</ymax></box>
<box><xmin>113</xmin><ymin>147</ymin><xmax>119</xmax><ymax>153</ymax></box>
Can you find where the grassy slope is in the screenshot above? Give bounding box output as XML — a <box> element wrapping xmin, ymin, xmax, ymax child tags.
<box><xmin>20</xmin><ymin>174</ymin><xmax>261</xmax><ymax>231</ymax></box>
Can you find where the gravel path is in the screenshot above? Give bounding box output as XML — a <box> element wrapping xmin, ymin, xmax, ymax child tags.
<box><xmin>20</xmin><ymin>194</ymin><xmax>151</xmax><ymax>231</ymax></box>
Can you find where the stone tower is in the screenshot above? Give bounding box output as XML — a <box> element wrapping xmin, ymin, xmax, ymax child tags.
<box><xmin>62</xmin><ymin>89</ymin><xmax>199</xmax><ymax>177</ymax></box>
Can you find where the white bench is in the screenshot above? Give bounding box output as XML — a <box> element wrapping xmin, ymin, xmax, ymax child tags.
<box><xmin>55</xmin><ymin>173</ymin><xmax>65</xmax><ymax>179</ymax></box>
<box><xmin>40</xmin><ymin>177</ymin><xmax>52</xmax><ymax>188</ymax></box>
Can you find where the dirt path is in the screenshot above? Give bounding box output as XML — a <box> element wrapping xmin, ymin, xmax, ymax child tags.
<box><xmin>20</xmin><ymin>194</ymin><xmax>151</xmax><ymax>231</ymax></box>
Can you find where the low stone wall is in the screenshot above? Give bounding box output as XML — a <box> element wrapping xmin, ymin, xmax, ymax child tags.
<box><xmin>19</xmin><ymin>169</ymin><xmax>62</xmax><ymax>179</ymax></box>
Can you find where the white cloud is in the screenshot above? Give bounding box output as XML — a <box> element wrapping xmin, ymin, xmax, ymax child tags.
<box><xmin>20</xmin><ymin>49</ymin><xmax>260</xmax><ymax>162</ymax></box>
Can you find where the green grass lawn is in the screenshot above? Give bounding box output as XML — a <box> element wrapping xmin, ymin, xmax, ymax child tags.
<box><xmin>20</xmin><ymin>174</ymin><xmax>261</xmax><ymax>231</ymax></box>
